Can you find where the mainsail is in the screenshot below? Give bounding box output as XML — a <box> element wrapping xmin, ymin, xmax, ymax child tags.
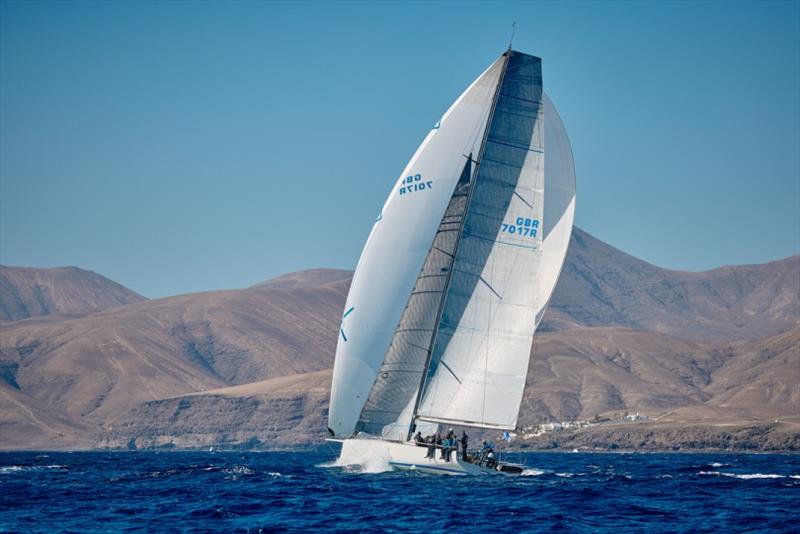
<box><xmin>328</xmin><ymin>50</ymin><xmax>575</xmax><ymax>440</ymax></box>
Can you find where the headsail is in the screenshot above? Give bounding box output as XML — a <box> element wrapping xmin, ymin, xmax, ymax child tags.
<box><xmin>327</xmin><ymin>56</ymin><xmax>506</xmax><ymax>438</ymax></box>
<box><xmin>356</xmin><ymin>155</ymin><xmax>477</xmax><ymax>439</ymax></box>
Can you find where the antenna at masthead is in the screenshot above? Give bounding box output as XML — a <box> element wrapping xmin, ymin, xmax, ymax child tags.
<box><xmin>508</xmin><ymin>21</ymin><xmax>516</xmax><ymax>51</ymax></box>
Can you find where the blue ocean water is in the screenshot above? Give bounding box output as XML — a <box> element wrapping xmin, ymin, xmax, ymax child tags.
<box><xmin>1</xmin><ymin>448</ymin><xmax>798</xmax><ymax>532</ymax></box>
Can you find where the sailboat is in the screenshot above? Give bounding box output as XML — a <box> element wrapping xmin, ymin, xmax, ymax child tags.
<box><xmin>327</xmin><ymin>48</ymin><xmax>576</xmax><ymax>475</ymax></box>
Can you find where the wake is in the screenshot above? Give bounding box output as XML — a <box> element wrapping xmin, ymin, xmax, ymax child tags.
<box><xmin>317</xmin><ymin>446</ymin><xmax>392</xmax><ymax>474</ymax></box>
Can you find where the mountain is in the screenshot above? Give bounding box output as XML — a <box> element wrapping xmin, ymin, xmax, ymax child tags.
<box><xmin>544</xmin><ymin>228</ymin><xmax>800</xmax><ymax>341</ymax></box>
<box><xmin>519</xmin><ymin>327</ymin><xmax>799</xmax><ymax>425</ymax></box>
<box><xmin>0</xmin><ymin>269</ymin><xmax>349</xmax><ymax>426</ymax></box>
<box><xmin>0</xmin><ymin>266</ymin><xmax>146</xmax><ymax>321</ymax></box>
<box><xmin>98</xmin><ymin>370</ymin><xmax>332</xmax><ymax>449</ymax></box>
<box><xmin>0</xmin><ymin>381</ymin><xmax>93</xmax><ymax>450</ymax></box>
<box><xmin>704</xmin><ymin>327</ymin><xmax>800</xmax><ymax>408</ymax></box>
<box><xmin>97</xmin><ymin>327</ymin><xmax>799</xmax><ymax>451</ymax></box>
<box><xmin>0</xmin><ymin>229</ymin><xmax>797</xmax><ymax>450</ymax></box>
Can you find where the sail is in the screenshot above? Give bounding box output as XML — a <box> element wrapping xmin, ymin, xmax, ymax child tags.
<box><xmin>356</xmin><ymin>156</ymin><xmax>476</xmax><ymax>439</ymax></box>
<box><xmin>537</xmin><ymin>93</ymin><xmax>576</xmax><ymax>323</ymax></box>
<box><xmin>414</xmin><ymin>51</ymin><xmax>547</xmax><ymax>430</ymax></box>
<box><xmin>327</xmin><ymin>55</ymin><xmax>506</xmax><ymax>438</ymax></box>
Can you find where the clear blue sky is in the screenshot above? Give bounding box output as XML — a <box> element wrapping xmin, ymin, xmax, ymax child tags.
<box><xmin>1</xmin><ymin>1</ymin><xmax>798</xmax><ymax>298</ymax></box>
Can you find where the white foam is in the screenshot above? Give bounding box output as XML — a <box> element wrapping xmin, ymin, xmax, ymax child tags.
<box><xmin>698</xmin><ymin>471</ymin><xmax>786</xmax><ymax>479</ymax></box>
<box><xmin>735</xmin><ymin>473</ymin><xmax>785</xmax><ymax>479</ymax></box>
<box><xmin>709</xmin><ymin>462</ymin><xmax>727</xmax><ymax>468</ymax></box>
<box><xmin>520</xmin><ymin>468</ymin><xmax>546</xmax><ymax>476</ymax></box>
<box><xmin>0</xmin><ymin>466</ymin><xmax>26</xmax><ymax>474</ymax></box>
<box><xmin>790</xmin><ymin>475</ymin><xmax>800</xmax><ymax>480</ymax></box>
<box><xmin>555</xmin><ymin>472</ymin><xmax>574</xmax><ymax>478</ymax></box>
<box><xmin>321</xmin><ymin>444</ymin><xmax>392</xmax><ymax>474</ymax></box>
<box><xmin>0</xmin><ymin>465</ymin><xmax>65</xmax><ymax>474</ymax></box>
<box><xmin>222</xmin><ymin>466</ymin><xmax>254</xmax><ymax>475</ymax></box>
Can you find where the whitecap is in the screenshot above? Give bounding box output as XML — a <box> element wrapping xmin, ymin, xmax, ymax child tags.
<box><xmin>0</xmin><ymin>466</ymin><xmax>26</xmax><ymax>474</ymax></box>
<box><xmin>555</xmin><ymin>472</ymin><xmax>574</xmax><ymax>477</ymax></box>
<box><xmin>223</xmin><ymin>466</ymin><xmax>254</xmax><ymax>475</ymax></box>
<box><xmin>698</xmin><ymin>471</ymin><xmax>785</xmax><ymax>479</ymax></box>
<box><xmin>267</xmin><ymin>472</ymin><xmax>282</xmax><ymax>478</ymax></box>
<box><xmin>321</xmin><ymin>446</ymin><xmax>392</xmax><ymax>474</ymax></box>
<box><xmin>0</xmin><ymin>465</ymin><xmax>65</xmax><ymax>474</ymax></box>
<box><xmin>520</xmin><ymin>468</ymin><xmax>546</xmax><ymax>476</ymax></box>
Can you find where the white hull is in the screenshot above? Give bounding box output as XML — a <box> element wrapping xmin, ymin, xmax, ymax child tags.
<box><xmin>333</xmin><ymin>438</ymin><xmax>520</xmax><ymax>476</ymax></box>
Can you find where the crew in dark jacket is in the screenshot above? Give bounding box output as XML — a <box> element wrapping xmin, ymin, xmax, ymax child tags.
<box><xmin>425</xmin><ymin>434</ymin><xmax>436</xmax><ymax>459</ymax></box>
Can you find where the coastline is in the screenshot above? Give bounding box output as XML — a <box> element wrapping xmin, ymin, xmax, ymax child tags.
<box><xmin>4</xmin><ymin>420</ymin><xmax>798</xmax><ymax>454</ymax></box>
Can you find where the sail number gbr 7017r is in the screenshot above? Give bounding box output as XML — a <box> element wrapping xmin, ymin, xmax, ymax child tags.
<box><xmin>399</xmin><ymin>174</ymin><xmax>433</xmax><ymax>196</ymax></box>
<box><xmin>502</xmin><ymin>217</ymin><xmax>539</xmax><ymax>238</ymax></box>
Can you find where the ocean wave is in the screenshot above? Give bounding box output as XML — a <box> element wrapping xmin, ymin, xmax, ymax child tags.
<box><xmin>0</xmin><ymin>465</ymin><xmax>65</xmax><ymax>474</ymax></box>
<box><xmin>322</xmin><ymin>445</ymin><xmax>392</xmax><ymax>474</ymax></box>
<box><xmin>3</xmin><ymin>450</ymin><xmax>798</xmax><ymax>531</ymax></box>
<box><xmin>698</xmin><ymin>471</ymin><xmax>786</xmax><ymax>479</ymax></box>
<box><xmin>147</xmin><ymin>469</ymin><xmax>178</xmax><ymax>477</ymax></box>
<box><xmin>222</xmin><ymin>466</ymin><xmax>254</xmax><ymax>475</ymax></box>
<box><xmin>0</xmin><ymin>466</ymin><xmax>28</xmax><ymax>474</ymax></box>
<box><xmin>317</xmin><ymin>456</ymin><xmax>392</xmax><ymax>474</ymax></box>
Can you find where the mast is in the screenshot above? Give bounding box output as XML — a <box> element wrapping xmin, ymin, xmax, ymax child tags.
<box><xmin>406</xmin><ymin>50</ymin><xmax>513</xmax><ymax>440</ymax></box>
